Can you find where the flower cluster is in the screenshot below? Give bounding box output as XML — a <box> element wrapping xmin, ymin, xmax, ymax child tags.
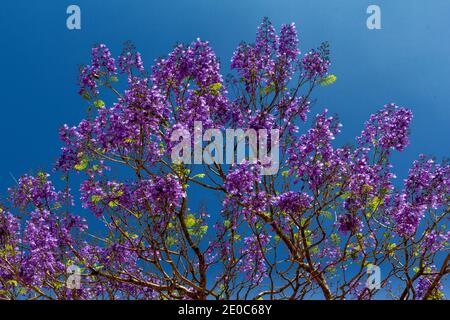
<box><xmin>118</xmin><ymin>43</ymin><xmax>145</xmax><ymax>75</ymax></box>
<box><xmin>9</xmin><ymin>172</ymin><xmax>59</xmax><ymax>209</ymax></box>
<box><xmin>79</xmin><ymin>44</ymin><xmax>117</xmax><ymax>98</ymax></box>
<box><xmin>287</xmin><ymin>110</ymin><xmax>343</xmax><ymax>189</ymax></box>
<box><xmin>152</xmin><ymin>39</ymin><xmax>230</xmax><ymax>127</ymax></box>
<box><xmin>415</xmin><ymin>271</ymin><xmax>445</xmax><ymax>300</ymax></box>
<box><xmin>404</xmin><ymin>155</ymin><xmax>450</xmax><ymax>209</ymax></box>
<box><xmin>231</xmin><ymin>17</ymin><xmax>300</xmax><ymax>87</ymax></box>
<box><xmin>358</xmin><ymin>103</ymin><xmax>413</xmax><ymax>152</ymax></box>
<box><xmin>424</xmin><ymin>230</ymin><xmax>449</xmax><ymax>253</ymax></box>
<box><xmin>238</xmin><ymin>234</ymin><xmax>271</xmax><ymax>284</ymax></box>
<box><xmin>301</xmin><ymin>50</ymin><xmax>330</xmax><ymax>79</ymax></box>
<box><xmin>224</xmin><ymin>161</ymin><xmax>262</xmax><ymax>197</ymax></box>
<box><xmin>134</xmin><ymin>175</ymin><xmax>185</xmax><ymax>213</ymax></box>
<box><xmin>389</xmin><ymin>193</ymin><xmax>426</xmax><ymax>237</ymax></box>
<box><xmin>337</xmin><ymin>213</ymin><xmax>362</xmax><ymax>235</ymax></box>
<box><xmin>274</xmin><ymin>191</ymin><xmax>312</xmax><ymax>214</ymax></box>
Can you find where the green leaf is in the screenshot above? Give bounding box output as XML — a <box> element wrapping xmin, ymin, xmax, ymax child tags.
<box><xmin>6</xmin><ymin>280</ymin><xmax>18</xmax><ymax>287</ymax></box>
<box><xmin>82</xmin><ymin>91</ymin><xmax>91</xmax><ymax>101</ymax></box>
<box><xmin>114</xmin><ymin>190</ymin><xmax>124</xmax><ymax>197</ymax></box>
<box><xmin>108</xmin><ymin>201</ymin><xmax>118</xmax><ymax>208</ymax></box>
<box><xmin>200</xmin><ymin>225</ymin><xmax>208</xmax><ymax>235</ymax></box>
<box><xmin>261</xmin><ymin>82</ymin><xmax>275</xmax><ymax>95</ymax></box>
<box><xmin>93</xmin><ymin>264</ymin><xmax>105</xmax><ymax>271</ymax></box>
<box><xmin>388</xmin><ymin>243</ymin><xmax>397</xmax><ymax>256</ymax></box>
<box><xmin>94</xmin><ymin>99</ymin><xmax>105</xmax><ymax>109</ymax></box>
<box><xmin>321</xmin><ymin>211</ymin><xmax>333</xmax><ymax>220</ymax></box>
<box><xmin>192</xmin><ymin>173</ymin><xmax>205</xmax><ymax>179</ymax></box>
<box><xmin>166</xmin><ymin>236</ymin><xmax>176</xmax><ymax>247</ymax></box>
<box><xmin>74</xmin><ymin>157</ymin><xmax>89</xmax><ymax>171</ymax></box>
<box><xmin>300</xmin><ymin>218</ymin><xmax>307</xmax><ymax>227</ymax></box>
<box><xmin>53</xmin><ymin>282</ymin><xmax>64</xmax><ymax>289</ymax></box>
<box><xmin>331</xmin><ymin>233</ymin><xmax>341</xmax><ymax>245</ymax></box>
<box><xmin>340</xmin><ymin>191</ymin><xmax>352</xmax><ymax>200</ymax></box>
<box><xmin>209</xmin><ymin>82</ymin><xmax>223</xmax><ymax>95</ymax></box>
<box><xmin>319</xmin><ymin>74</ymin><xmax>337</xmax><ymax>86</ymax></box>
<box><xmin>91</xmin><ymin>195</ymin><xmax>102</xmax><ymax>203</ymax></box>
<box><xmin>185</xmin><ymin>214</ymin><xmax>196</xmax><ymax>228</ymax></box>
<box><xmin>124</xmin><ymin>137</ymin><xmax>135</xmax><ymax>143</ymax></box>
<box><xmin>18</xmin><ymin>288</ymin><xmax>28</xmax><ymax>295</ymax></box>
<box><xmin>109</xmin><ymin>76</ymin><xmax>119</xmax><ymax>82</ymax></box>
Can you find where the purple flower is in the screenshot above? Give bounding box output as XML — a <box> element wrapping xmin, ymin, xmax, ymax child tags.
<box><xmin>404</xmin><ymin>155</ymin><xmax>450</xmax><ymax>209</ymax></box>
<box><xmin>301</xmin><ymin>50</ymin><xmax>330</xmax><ymax>79</ymax></box>
<box><xmin>119</xmin><ymin>43</ymin><xmax>145</xmax><ymax>75</ymax></box>
<box><xmin>358</xmin><ymin>103</ymin><xmax>412</xmax><ymax>152</ymax></box>
<box><xmin>390</xmin><ymin>194</ymin><xmax>425</xmax><ymax>237</ymax></box>
<box><xmin>337</xmin><ymin>213</ymin><xmax>362</xmax><ymax>234</ymax></box>
<box><xmin>415</xmin><ymin>270</ymin><xmax>445</xmax><ymax>300</ymax></box>
<box><xmin>238</xmin><ymin>234</ymin><xmax>271</xmax><ymax>284</ymax></box>
<box><xmin>231</xmin><ymin>18</ymin><xmax>301</xmax><ymax>87</ymax></box>
<box><xmin>424</xmin><ymin>230</ymin><xmax>449</xmax><ymax>253</ymax></box>
<box><xmin>78</xmin><ymin>44</ymin><xmax>117</xmax><ymax>98</ymax></box>
<box><xmin>224</xmin><ymin>161</ymin><xmax>262</xmax><ymax>197</ymax></box>
<box><xmin>274</xmin><ymin>191</ymin><xmax>312</xmax><ymax>214</ymax></box>
<box><xmin>278</xmin><ymin>23</ymin><xmax>300</xmax><ymax>63</ymax></box>
<box><xmin>287</xmin><ymin>109</ymin><xmax>343</xmax><ymax>189</ymax></box>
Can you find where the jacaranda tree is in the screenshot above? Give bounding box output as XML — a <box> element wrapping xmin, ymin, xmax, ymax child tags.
<box><xmin>0</xmin><ymin>18</ymin><xmax>448</xmax><ymax>300</ymax></box>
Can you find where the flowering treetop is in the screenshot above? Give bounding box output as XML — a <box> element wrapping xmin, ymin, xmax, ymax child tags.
<box><xmin>0</xmin><ymin>18</ymin><xmax>448</xmax><ymax>300</ymax></box>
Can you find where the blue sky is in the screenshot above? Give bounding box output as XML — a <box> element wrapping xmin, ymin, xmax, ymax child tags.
<box><xmin>0</xmin><ymin>0</ymin><xmax>449</xmax><ymax>297</ymax></box>
<box><xmin>0</xmin><ymin>0</ymin><xmax>449</xmax><ymax>191</ymax></box>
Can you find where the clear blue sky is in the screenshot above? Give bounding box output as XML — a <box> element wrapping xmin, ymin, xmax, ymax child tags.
<box><xmin>0</xmin><ymin>0</ymin><xmax>449</xmax><ymax>189</ymax></box>
<box><xmin>0</xmin><ymin>0</ymin><xmax>449</xmax><ymax>296</ymax></box>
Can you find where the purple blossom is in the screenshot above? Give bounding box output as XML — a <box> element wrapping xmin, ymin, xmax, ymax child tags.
<box><xmin>287</xmin><ymin>109</ymin><xmax>343</xmax><ymax>189</ymax></box>
<box><xmin>337</xmin><ymin>213</ymin><xmax>362</xmax><ymax>234</ymax></box>
<box><xmin>231</xmin><ymin>18</ymin><xmax>300</xmax><ymax>87</ymax></box>
<box><xmin>9</xmin><ymin>173</ymin><xmax>59</xmax><ymax>208</ymax></box>
<box><xmin>424</xmin><ymin>230</ymin><xmax>449</xmax><ymax>253</ymax></box>
<box><xmin>415</xmin><ymin>271</ymin><xmax>445</xmax><ymax>300</ymax></box>
<box><xmin>278</xmin><ymin>23</ymin><xmax>300</xmax><ymax>63</ymax></box>
<box><xmin>224</xmin><ymin>161</ymin><xmax>262</xmax><ymax>197</ymax></box>
<box><xmin>78</xmin><ymin>44</ymin><xmax>117</xmax><ymax>98</ymax></box>
<box><xmin>390</xmin><ymin>193</ymin><xmax>425</xmax><ymax>237</ymax></box>
<box><xmin>119</xmin><ymin>44</ymin><xmax>145</xmax><ymax>75</ymax></box>
<box><xmin>301</xmin><ymin>50</ymin><xmax>330</xmax><ymax>79</ymax></box>
<box><xmin>238</xmin><ymin>234</ymin><xmax>270</xmax><ymax>284</ymax></box>
<box><xmin>404</xmin><ymin>155</ymin><xmax>450</xmax><ymax>209</ymax></box>
<box><xmin>358</xmin><ymin>103</ymin><xmax>413</xmax><ymax>152</ymax></box>
<box><xmin>274</xmin><ymin>191</ymin><xmax>312</xmax><ymax>214</ymax></box>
